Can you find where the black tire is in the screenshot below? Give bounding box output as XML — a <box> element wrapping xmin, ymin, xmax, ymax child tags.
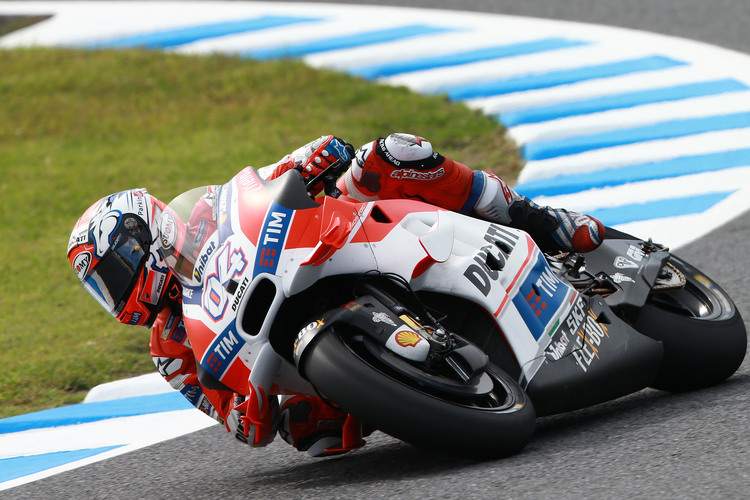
<box><xmin>299</xmin><ymin>327</ymin><xmax>536</xmax><ymax>459</ymax></box>
<box><xmin>634</xmin><ymin>255</ymin><xmax>747</xmax><ymax>391</ymax></box>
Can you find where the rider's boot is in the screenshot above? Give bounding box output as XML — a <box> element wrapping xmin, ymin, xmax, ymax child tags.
<box><xmin>506</xmin><ymin>195</ymin><xmax>605</xmax><ymax>253</ymax></box>
<box><xmin>278</xmin><ymin>395</ymin><xmax>368</xmax><ymax>457</ymax></box>
<box><xmin>471</xmin><ymin>172</ymin><xmax>604</xmax><ymax>252</ymax></box>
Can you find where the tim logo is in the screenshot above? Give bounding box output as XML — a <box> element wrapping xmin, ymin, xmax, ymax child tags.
<box><xmin>512</xmin><ymin>254</ymin><xmax>568</xmax><ymax>340</ymax></box>
<box><xmin>201</xmin><ymin>325</ymin><xmax>244</xmax><ymax>379</ymax></box>
<box><xmin>255</xmin><ymin>202</ymin><xmax>293</xmax><ymax>277</ymax></box>
<box><xmin>205</xmin><ymin>352</ymin><xmax>223</xmax><ymax>373</ymax></box>
<box><xmin>259</xmin><ymin>248</ymin><xmax>277</xmax><ymax>267</ymax></box>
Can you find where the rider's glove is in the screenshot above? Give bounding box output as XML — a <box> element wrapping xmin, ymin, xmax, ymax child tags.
<box><xmin>293</xmin><ymin>135</ymin><xmax>354</xmax><ymax>178</ymax></box>
<box><xmin>259</xmin><ymin>135</ymin><xmax>354</xmax><ymax>186</ymax></box>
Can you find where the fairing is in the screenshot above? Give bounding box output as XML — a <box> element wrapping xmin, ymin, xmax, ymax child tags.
<box><xmin>157</xmin><ymin>167</ymin><xmax>663</xmax><ymax>415</ymax></box>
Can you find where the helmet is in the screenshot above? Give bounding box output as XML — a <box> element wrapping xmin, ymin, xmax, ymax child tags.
<box><xmin>67</xmin><ymin>188</ymin><xmax>178</xmax><ymax>327</ymax></box>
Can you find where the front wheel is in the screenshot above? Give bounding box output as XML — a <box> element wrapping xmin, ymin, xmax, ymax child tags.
<box><xmin>299</xmin><ymin>327</ymin><xmax>536</xmax><ymax>459</ymax></box>
<box><xmin>635</xmin><ymin>255</ymin><xmax>747</xmax><ymax>391</ymax></box>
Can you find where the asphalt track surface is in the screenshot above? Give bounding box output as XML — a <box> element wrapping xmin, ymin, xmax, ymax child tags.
<box><xmin>5</xmin><ymin>1</ymin><xmax>750</xmax><ymax>499</ymax></box>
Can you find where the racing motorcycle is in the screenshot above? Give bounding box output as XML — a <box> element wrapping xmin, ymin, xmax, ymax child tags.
<box><xmin>157</xmin><ymin>160</ymin><xmax>747</xmax><ymax>458</ymax></box>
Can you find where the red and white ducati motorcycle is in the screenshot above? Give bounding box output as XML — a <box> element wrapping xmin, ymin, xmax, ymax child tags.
<box><xmin>158</xmin><ymin>161</ymin><xmax>746</xmax><ymax>458</ymax></box>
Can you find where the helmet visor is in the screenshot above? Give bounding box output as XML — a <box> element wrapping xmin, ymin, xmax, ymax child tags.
<box><xmin>82</xmin><ymin>236</ymin><xmax>148</xmax><ymax>316</ymax></box>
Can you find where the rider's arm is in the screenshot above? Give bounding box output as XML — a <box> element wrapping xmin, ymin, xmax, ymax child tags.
<box><xmin>150</xmin><ymin>309</ymin><xmax>234</xmax><ymax>424</ymax></box>
<box><xmin>150</xmin><ymin>308</ymin><xmax>278</xmax><ymax>447</ymax></box>
<box><xmin>257</xmin><ymin>135</ymin><xmax>354</xmax><ymax>191</ymax></box>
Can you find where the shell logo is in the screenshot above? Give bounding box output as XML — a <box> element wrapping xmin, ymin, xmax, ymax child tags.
<box><xmin>395</xmin><ymin>330</ymin><xmax>422</xmax><ymax>348</ymax></box>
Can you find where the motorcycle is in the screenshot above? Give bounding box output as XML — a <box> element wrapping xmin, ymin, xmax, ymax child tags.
<box><xmin>157</xmin><ymin>160</ymin><xmax>747</xmax><ymax>458</ymax></box>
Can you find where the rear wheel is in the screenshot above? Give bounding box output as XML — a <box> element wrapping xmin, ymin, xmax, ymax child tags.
<box><xmin>635</xmin><ymin>256</ymin><xmax>747</xmax><ymax>391</ymax></box>
<box><xmin>299</xmin><ymin>327</ymin><xmax>536</xmax><ymax>458</ymax></box>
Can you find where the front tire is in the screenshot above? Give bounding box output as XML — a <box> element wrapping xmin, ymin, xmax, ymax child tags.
<box><xmin>299</xmin><ymin>327</ymin><xmax>536</xmax><ymax>459</ymax></box>
<box><xmin>635</xmin><ymin>255</ymin><xmax>747</xmax><ymax>391</ymax></box>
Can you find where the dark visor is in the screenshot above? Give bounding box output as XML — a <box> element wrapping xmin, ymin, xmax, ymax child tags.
<box><xmin>83</xmin><ymin>235</ymin><xmax>148</xmax><ymax>316</ymax></box>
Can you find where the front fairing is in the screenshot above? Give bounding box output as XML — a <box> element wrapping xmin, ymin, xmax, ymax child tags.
<box><xmin>157</xmin><ymin>168</ymin><xmax>386</xmax><ymax>394</ymax></box>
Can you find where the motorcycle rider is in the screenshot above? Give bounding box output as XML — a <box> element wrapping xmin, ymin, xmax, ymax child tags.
<box><xmin>67</xmin><ymin>133</ymin><xmax>604</xmax><ymax>457</ymax></box>
<box><xmin>261</xmin><ymin>133</ymin><xmax>603</xmax><ymax>253</ymax></box>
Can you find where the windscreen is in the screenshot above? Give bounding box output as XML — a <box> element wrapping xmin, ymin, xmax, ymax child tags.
<box><xmin>157</xmin><ymin>186</ymin><xmax>214</xmax><ymax>285</ymax></box>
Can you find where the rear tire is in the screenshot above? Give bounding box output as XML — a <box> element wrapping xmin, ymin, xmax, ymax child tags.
<box><xmin>299</xmin><ymin>327</ymin><xmax>536</xmax><ymax>458</ymax></box>
<box><xmin>635</xmin><ymin>256</ymin><xmax>747</xmax><ymax>391</ymax></box>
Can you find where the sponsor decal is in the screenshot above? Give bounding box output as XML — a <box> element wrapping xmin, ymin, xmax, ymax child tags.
<box><xmin>614</xmin><ymin>256</ymin><xmax>639</xmax><ymax>269</ymax></box>
<box><xmin>385</xmin><ymin>326</ymin><xmax>429</xmax><ymax>361</ymax></box>
<box><xmin>535</xmin><ymin>266</ymin><xmax>560</xmax><ymax>297</ymax></box>
<box><xmin>128</xmin><ymin>311</ymin><xmax>142</xmax><ymax>325</ymax></box>
<box><xmin>379</xmin><ymin>138</ymin><xmax>404</xmax><ymax>166</ymax></box>
<box><xmin>611</xmin><ymin>272</ymin><xmax>635</xmax><ymax>284</ymax></box>
<box><xmin>464</xmin><ymin>224</ymin><xmax>519</xmax><ymax>296</ymax></box>
<box><xmin>72</xmin><ymin>252</ymin><xmax>91</xmax><ymax>281</ymax></box>
<box><xmin>545</xmin><ymin>330</ymin><xmax>571</xmax><ymax>361</ymax></box>
<box><xmin>294</xmin><ymin>319</ymin><xmax>325</xmax><ymax>355</ymax></box>
<box><xmin>544</xmin><ymin>299</ymin><xmax>610</xmax><ymax>372</ymax></box>
<box><xmin>230</xmin><ymin>277</ymin><xmax>251</xmax><ymax>312</ymax></box>
<box><xmin>130</xmin><ymin>190</ymin><xmax>148</xmax><ymax>219</ymax></box>
<box><xmin>571</xmin><ymin>311</ymin><xmax>610</xmax><ymax>372</ymax></box>
<box><xmin>167</xmin><ymin>316</ymin><xmax>187</xmax><ymax>344</ymax></box>
<box><xmin>565</xmin><ymin>296</ymin><xmax>588</xmax><ymax>333</ymax></box>
<box><xmin>372</xmin><ymin>311</ymin><xmax>397</xmax><ymax>326</ymax></box>
<box><xmin>197</xmin><ymin>395</ymin><xmax>214</xmax><ymax>416</ymax></box>
<box><xmin>341</xmin><ymin>301</ymin><xmax>362</xmax><ymax>312</ymax></box>
<box><xmin>510</xmin><ymin>254</ymin><xmax>569</xmax><ymax>340</ymax></box>
<box><xmin>254</xmin><ymin>202</ymin><xmax>293</xmax><ymax>277</ymax></box>
<box><xmin>201</xmin><ymin>324</ymin><xmax>245</xmax><ymax>380</ymax></box>
<box><xmin>68</xmin><ymin>230</ymin><xmax>88</xmax><ymax>254</ymax></box>
<box><xmin>395</xmin><ymin>329</ymin><xmax>423</xmax><ymax>348</ymax></box>
<box><xmin>159</xmin><ymin>211</ymin><xmax>178</xmax><ymax>249</ymax></box>
<box><xmin>180</xmin><ymin>384</ymin><xmax>202</xmax><ymax>407</ymax></box>
<box><xmin>390</xmin><ymin>167</ymin><xmax>445</xmax><ymax>181</ymax></box>
<box><xmin>544</xmin><ymin>295</ymin><xmax>587</xmax><ymax>360</ymax></box>
<box><xmin>354</xmin><ymin>142</ymin><xmax>374</xmax><ymax>170</ymax></box>
<box><xmin>153</xmin><ymin>356</ymin><xmax>182</xmax><ymax>378</ymax></box>
<box><xmin>140</xmin><ymin>270</ymin><xmax>166</xmax><ymax>305</ymax></box>
<box><xmin>193</xmin><ymin>240</ymin><xmax>217</xmax><ymax>282</ymax></box>
<box><xmin>627</xmin><ymin>244</ymin><xmax>646</xmax><ymax>262</ymax></box>
<box><xmin>297</xmin><ymin>319</ymin><xmax>325</xmax><ymax>339</ymax></box>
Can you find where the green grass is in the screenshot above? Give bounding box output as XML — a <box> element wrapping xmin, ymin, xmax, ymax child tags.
<box><xmin>0</xmin><ymin>47</ymin><xmax>521</xmax><ymax>418</ymax></box>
